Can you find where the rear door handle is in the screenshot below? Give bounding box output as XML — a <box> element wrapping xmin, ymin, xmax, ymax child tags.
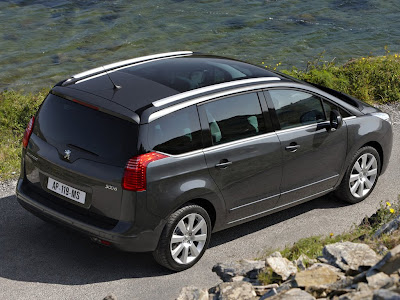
<box><xmin>285</xmin><ymin>143</ymin><xmax>300</xmax><ymax>152</ymax></box>
<box><xmin>215</xmin><ymin>160</ymin><xmax>232</xmax><ymax>169</ymax></box>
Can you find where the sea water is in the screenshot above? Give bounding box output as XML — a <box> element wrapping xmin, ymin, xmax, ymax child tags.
<box><xmin>1</xmin><ymin>0</ymin><xmax>399</xmax><ymax>91</ymax></box>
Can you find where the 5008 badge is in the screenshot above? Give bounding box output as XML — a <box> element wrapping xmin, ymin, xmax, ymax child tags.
<box><xmin>105</xmin><ymin>185</ymin><xmax>118</xmax><ymax>191</ymax></box>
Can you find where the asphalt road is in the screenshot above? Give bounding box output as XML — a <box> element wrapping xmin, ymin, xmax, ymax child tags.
<box><xmin>1</xmin><ymin>125</ymin><xmax>399</xmax><ymax>300</ymax></box>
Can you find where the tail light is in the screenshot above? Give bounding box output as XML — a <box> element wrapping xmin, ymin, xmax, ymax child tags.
<box><xmin>122</xmin><ymin>152</ymin><xmax>168</xmax><ymax>191</ymax></box>
<box><xmin>22</xmin><ymin>116</ymin><xmax>35</xmax><ymax>148</ymax></box>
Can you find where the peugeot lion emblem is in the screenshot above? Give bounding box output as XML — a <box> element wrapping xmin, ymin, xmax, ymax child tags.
<box><xmin>64</xmin><ymin>149</ymin><xmax>71</xmax><ymax>160</ymax></box>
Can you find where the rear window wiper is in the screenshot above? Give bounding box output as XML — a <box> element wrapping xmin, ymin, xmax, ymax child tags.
<box><xmin>67</xmin><ymin>144</ymin><xmax>99</xmax><ymax>157</ymax></box>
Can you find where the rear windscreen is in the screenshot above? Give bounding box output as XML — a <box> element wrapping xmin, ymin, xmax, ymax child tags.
<box><xmin>34</xmin><ymin>94</ymin><xmax>138</xmax><ymax>165</ymax></box>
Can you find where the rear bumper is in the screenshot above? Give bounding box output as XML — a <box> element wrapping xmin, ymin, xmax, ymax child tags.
<box><xmin>16</xmin><ymin>179</ymin><xmax>166</xmax><ymax>252</ymax></box>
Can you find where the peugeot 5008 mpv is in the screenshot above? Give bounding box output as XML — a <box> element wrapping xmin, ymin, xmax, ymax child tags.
<box><xmin>17</xmin><ymin>51</ymin><xmax>393</xmax><ymax>271</ymax></box>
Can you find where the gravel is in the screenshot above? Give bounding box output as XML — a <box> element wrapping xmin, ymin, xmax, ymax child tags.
<box><xmin>0</xmin><ymin>179</ymin><xmax>17</xmax><ymax>198</ymax></box>
<box><xmin>375</xmin><ymin>102</ymin><xmax>400</xmax><ymax>125</ymax></box>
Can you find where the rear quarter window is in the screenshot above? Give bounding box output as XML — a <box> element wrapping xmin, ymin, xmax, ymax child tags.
<box><xmin>147</xmin><ymin>106</ymin><xmax>202</xmax><ymax>155</ymax></box>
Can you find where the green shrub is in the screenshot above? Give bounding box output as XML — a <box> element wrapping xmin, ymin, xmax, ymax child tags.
<box><xmin>0</xmin><ymin>90</ymin><xmax>46</xmax><ymax>179</ymax></box>
<box><xmin>281</xmin><ymin>53</ymin><xmax>400</xmax><ymax>104</ymax></box>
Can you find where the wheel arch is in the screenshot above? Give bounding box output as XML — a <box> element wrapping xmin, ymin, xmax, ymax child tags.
<box><xmin>178</xmin><ymin>198</ymin><xmax>217</xmax><ymax>230</ymax></box>
<box><xmin>361</xmin><ymin>141</ymin><xmax>384</xmax><ymax>172</ymax></box>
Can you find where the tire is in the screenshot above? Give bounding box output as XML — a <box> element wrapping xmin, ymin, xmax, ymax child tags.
<box><xmin>152</xmin><ymin>204</ymin><xmax>212</xmax><ymax>271</ymax></box>
<box><xmin>335</xmin><ymin>146</ymin><xmax>381</xmax><ymax>204</ymax></box>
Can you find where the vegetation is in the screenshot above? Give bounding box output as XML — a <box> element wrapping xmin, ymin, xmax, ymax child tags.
<box><xmin>258</xmin><ymin>198</ymin><xmax>400</xmax><ymax>285</ymax></box>
<box><xmin>279</xmin><ymin>51</ymin><xmax>400</xmax><ymax>105</ymax></box>
<box><xmin>0</xmin><ymin>90</ymin><xmax>46</xmax><ymax>180</ymax></box>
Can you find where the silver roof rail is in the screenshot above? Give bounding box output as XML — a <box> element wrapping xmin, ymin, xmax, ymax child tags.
<box><xmin>62</xmin><ymin>51</ymin><xmax>193</xmax><ymax>86</ymax></box>
<box><xmin>152</xmin><ymin>77</ymin><xmax>281</xmax><ymax>107</ymax></box>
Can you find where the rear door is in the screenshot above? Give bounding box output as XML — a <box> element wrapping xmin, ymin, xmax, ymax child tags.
<box><xmin>198</xmin><ymin>92</ymin><xmax>282</xmax><ymax>224</ymax></box>
<box><xmin>24</xmin><ymin>93</ymin><xmax>138</xmax><ymax>220</ymax></box>
<box><xmin>264</xmin><ymin>89</ymin><xmax>347</xmax><ymax>207</ymax></box>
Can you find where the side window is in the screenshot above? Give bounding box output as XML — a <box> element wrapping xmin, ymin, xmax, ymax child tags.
<box><xmin>323</xmin><ymin>100</ymin><xmax>352</xmax><ymax>118</ymax></box>
<box><xmin>269</xmin><ymin>90</ymin><xmax>325</xmax><ymax>130</ymax></box>
<box><xmin>148</xmin><ymin>106</ymin><xmax>202</xmax><ymax>155</ymax></box>
<box><xmin>202</xmin><ymin>93</ymin><xmax>267</xmax><ymax>145</ymax></box>
<box><xmin>322</xmin><ymin>100</ymin><xmax>338</xmax><ymax>118</ymax></box>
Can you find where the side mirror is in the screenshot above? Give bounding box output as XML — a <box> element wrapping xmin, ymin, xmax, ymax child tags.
<box><xmin>330</xmin><ymin>110</ymin><xmax>342</xmax><ymax>131</ymax></box>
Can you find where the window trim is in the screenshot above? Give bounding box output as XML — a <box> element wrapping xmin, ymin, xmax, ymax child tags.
<box><xmin>263</xmin><ymin>87</ymin><xmax>354</xmax><ymax>131</ymax></box>
<box><xmin>197</xmin><ymin>91</ymin><xmax>270</xmax><ymax>147</ymax></box>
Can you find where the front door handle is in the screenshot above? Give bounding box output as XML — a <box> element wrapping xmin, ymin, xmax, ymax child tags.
<box><xmin>215</xmin><ymin>159</ymin><xmax>232</xmax><ymax>169</ymax></box>
<box><xmin>285</xmin><ymin>143</ymin><xmax>300</xmax><ymax>152</ymax></box>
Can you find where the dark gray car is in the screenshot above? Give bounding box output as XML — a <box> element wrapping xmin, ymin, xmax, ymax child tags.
<box><xmin>16</xmin><ymin>51</ymin><xmax>393</xmax><ymax>271</ymax></box>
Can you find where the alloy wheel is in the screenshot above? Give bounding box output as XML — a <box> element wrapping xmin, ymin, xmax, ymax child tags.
<box><xmin>349</xmin><ymin>153</ymin><xmax>378</xmax><ymax>198</ymax></box>
<box><xmin>170</xmin><ymin>213</ymin><xmax>208</xmax><ymax>265</ymax></box>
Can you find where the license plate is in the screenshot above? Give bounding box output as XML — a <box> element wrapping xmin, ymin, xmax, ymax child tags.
<box><xmin>47</xmin><ymin>177</ymin><xmax>86</xmax><ymax>204</ymax></box>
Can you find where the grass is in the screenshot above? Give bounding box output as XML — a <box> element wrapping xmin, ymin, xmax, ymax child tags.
<box><xmin>278</xmin><ymin>52</ymin><xmax>400</xmax><ymax>105</ymax></box>
<box><xmin>258</xmin><ymin>198</ymin><xmax>400</xmax><ymax>285</ymax></box>
<box><xmin>0</xmin><ymin>90</ymin><xmax>46</xmax><ymax>180</ymax></box>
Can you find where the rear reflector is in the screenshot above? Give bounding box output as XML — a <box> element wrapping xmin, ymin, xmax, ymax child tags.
<box><xmin>22</xmin><ymin>116</ymin><xmax>35</xmax><ymax>148</ymax></box>
<box><xmin>122</xmin><ymin>152</ymin><xmax>168</xmax><ymax>191</ymax></box>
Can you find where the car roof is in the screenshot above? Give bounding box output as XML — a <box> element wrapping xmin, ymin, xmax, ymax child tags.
<box><xmin>59</xmin><ymin>52</ymin><xmax>290</xmax><ymax>114</ymax></box>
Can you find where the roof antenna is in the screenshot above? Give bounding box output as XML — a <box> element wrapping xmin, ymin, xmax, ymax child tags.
<box><xmin>102</xmin><ymin>66</ymin><xmax>121</xmax><ymax>90</ymax></box>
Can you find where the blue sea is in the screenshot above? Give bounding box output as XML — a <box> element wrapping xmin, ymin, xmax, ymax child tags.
<box><xmin>1</xmin><ymin>0</ymin><xmax>400</xmax><ymax>91</ymax></box>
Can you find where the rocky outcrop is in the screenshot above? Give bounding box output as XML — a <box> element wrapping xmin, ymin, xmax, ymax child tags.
<box><xmin>367</xmin><ymin>244</ymin><xmax>400</xmax><ymax>276</ymax></box>
<box><xmin>212</xmin><ymin>259</ymin><xmax>266</xmax><ymax>283</ymax></box>
<box><xmin>265</xmin><ymin>252</ymin><xmax>297</xmax><ymax>281</ymax></box>
<box><xmin>176</xmin><ymin>240</ymin><xmax>400</xmax><ymax>300</ymax></box>
<box><xmin>176</xmin><ymin>287</ymin><xmax>209</xmax><ymax>300</ymax></box>
<box><xmin>177</xmin><ymin>214</ymin><xmax>400</xmax><ymax>300</ymax></box>
<box><xmin>294</xmin><ymin>263</ymin><xmax>343</xmax><ymax>287</ymax></box>
<box><xmin>322</xmin><ymin>241</ymin><xmax>381</xmax><ymax>274</ymax></box>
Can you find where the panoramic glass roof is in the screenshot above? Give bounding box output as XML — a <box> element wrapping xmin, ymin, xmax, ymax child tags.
<box><xmin>119</xmin><ymin>55</ymin><xmax>280</xmax><ymax>93</ymax></box>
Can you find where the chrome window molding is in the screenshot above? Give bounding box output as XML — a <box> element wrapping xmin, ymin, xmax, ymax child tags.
<box><xmin>275</xmin><ymin>123</ymin><xmax>320</xmax><ymax>134</ymax></box>
<box><xmin>148</xmin><ymin>82</ymin><xmax>281</xmax><ymax>122</ymax></box>
<box><xmin>228</xmin><ymin>188</ymin><xmax>333</xmax><ymax>224</ymax></box>
<box><xmin>343</xmin><ymin>116</ymin><xmax>356</xmax><ymax>120</ymax></box>
<box><xmin>203</xmin><ymin>132</ymin><xmax>277</xmax><ymax>153</ymax></box>
<box><xmin>156</xmin><ymin>149</ymin><xmax>204</xmax><ymax>158</ymax></box>
<box><xmin>152</xmin><ymin>77</ymin><xmax>281</xmax><ymax>108</ymax></box>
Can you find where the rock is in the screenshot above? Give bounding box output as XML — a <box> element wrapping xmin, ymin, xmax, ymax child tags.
<box><xmin>338</xmin><ymin>290</ymin><xmax>374</xmax><ymax>300</ymax></box>
<box><xmin>212</xmin><ymin>259</ymin><xmax>265</xmax><ymax>282</ymax></box>
<box><xmin>231</xmin><ymin>276</ymin><xmax>248</xmax><ymax>282</ymax></box>
<box><xmin>212</xmin><ymin>260</ymin><xmax>266</xmax><ymax>282</ymax></box>
<box><xmin>270</xmin><ymin>251</ymin><xmax>283</xmax><ymax>258</ymax></box>
<box><xmin>367</xmin><ymin>272</ymin><xmax>394</xmax><ymax>289</ymax></box>
<box><xmin>368</xmin><ymin>244</ymin><xmax>400</xmax><ymax>276</ymax></box>
<box><xmin>253</xmin><ymin>284</ymin><xmax>279</xmax><ymax>296</ymax></box>
<box><xmin>323</xmin><ymin>242</ymin><xmax>381</xmax><ymax>274</ymax></box>
<box><xmin>373</xmin><ymin>289</ymin><xmax>400</xmax><ymax>300</ymax></box>
<box><xmin>376</xmin><ymin>244</ymin><xmax>389</xmax><ymax>256</ymax></box>
<box><xmin>259</xmin><ymin>288</ymin><xmax>278</xmax><ymax>299</ymax></box>
<box><xmin>214</xmin><ymin>282</ymin><xmax>257</xmax><ymax>300</ymax></box>
<box><xmin>176</xmin><ymin>286</ymin><xmax>209</xmax><ymax>300</ymax></box>
<box><xmin>374</xmin><ymin>216</ymin><xmax>400</xmax><ymax>238</ymax></box>
<box><xmin>294</xmin><ymin>254</ymin><xmax>315</xmax><ymax>271</ymax></box>
<box><xmin>294</xmin><ymin>263</ymin><xmax>343</xmax><ymax>287</ymax></box>
<box><xmin>103</xmin><ymin>294</ymin><xmax>117</xmax><ymax>300</ymax></box>
<box><xmin>266</xmin><ymin>256</ymin><xmax>297</xmax><ymax>281</ymax></box>
<box><xmin>352</xmin><ymin>282</ymin><xmax>372</xmax><ymax>292</ymax></box>
<box><xmin>265</xmin><ymin>288</ymin><xmax>316</xmax><ymax>299</ymax></box>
